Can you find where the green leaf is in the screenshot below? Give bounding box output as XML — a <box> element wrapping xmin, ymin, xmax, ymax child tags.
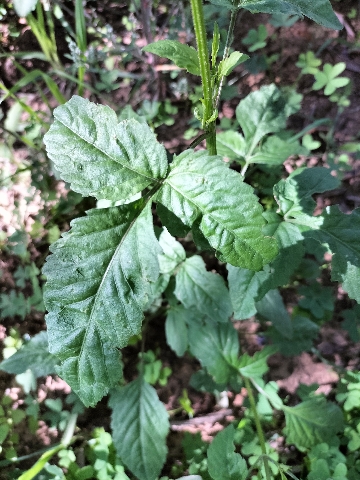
<box><xmin>256</xmin><ymin>289</ymin><xmax>293</xmax><ymax>339</ymax></box>
<box><xmin>157</xmin><ymin>149</ymin><xmax>278</xmax><ymax>270</ymax></box>
<box><xmin>44</xmin><ymin>96</ymin><xmax>168</xmax><ymax>201</ymax></box>
<box><xmin>242</xmin><ymin>25</ymin><xmax>268</xmax><ymax>52</ymax></box>
<box><xmin>303</xmin><ymin>206</ymin><xmax>360</xmax><ymax>303</ymax></box>
<box><xmin>156</xmin><ymin>202</ymin><xmax>189</xmax><ymax>238</ymax></box>
<box><xmin>228</xmin><ymin>264</ymin><xmax>267</xmax><ymax>319</ymax></box>
<box><xmin>236</xmin><ymin>84</ymin><xmax>288</xmax><ymax>149</ymax></box>
<box><xmin>296</xmin><ymin>51</ymin><xmax>322</xmax><ymax>75</ymax></box>
<box><xmin>175</xmin><ymin>256</ymin><xmax>232</xmax><ymax>323</ymax></box>
<box><xmin>143</xmin><ymin>40</ymin><xmax>200</xmax><ymax>76</ymax></box>
<box><xmin>249</xmin><ymin>135</ymin><xmax>304</xmax><ymax>165</ymax></box>
<box><xmin>13</xmin><ymin>0</ymin><xmax>38</xmax><ymax>17</ymax></box>
<box><xmin>238</xmin><ymin>346</ymin><xmax>276</xmax><ymax>378</ymax></box>
<box><xmin>259</xmin><ymin>212</ymin><xmax>305</xmax><ymax>294</ymax></box>
<box><xmin>109</xmin><ymin>377</ymin><xmax>169</xmax><ymax>480</ymax></box>
<box><xmin>283</xmin><ymin>397</ymin><xmax>344</xmax><ymax>449</ymax></box>
<box><xmin>43</xmin><ymin>200</ymin><xmax>161</xmax><ymax>406</ymax></box>
<box><xmin>0</xmin><ymin>332</ymin><xmax>59</xmax><ymax>377</ymax></box>
<box><xmin>188</xmin><ymin>320</ymin><xmax>240</xmax><ymax>384</ymax></box>
<box><xmin>207</xmin><ymin>425</ymin><xmax>248</xmax><ymax>480</ymax></box>
<box><xmin>228</xmin><ymin>215</ymin><xmax>305</xmax><ymax>319</ymax></box>
<box><xmin>211</xmin><ymin>22</ymin><xmax>220</xmax><ymax>68</ymax></box>
<box><xmin>341</xmin><ymin>305</ymin><xmax>360</xmax><ymax>342</ymax></box>
<box><xmin>239</xmin><ymin>0</ymin><xmax>342</xmax><ymax>30</ymax></box>
<box><xmin>218</xmin><ymin>52</ymin><xmax>249</xmax><ymax>77</ymax></box>
<box><xmin>216</xmin><ymin>131</ymin><xmax>246</xmax><ymax>161</ymax></box>
<box><xmin>298</xmin><ymin>283</ymin><xmax>334</xmax><ymax>319</ymax></box>
<box><xmin>313</xmin><ymin>63</ymin><xmax>350</xmax><ymax>96</ymax></box>
<box><xmin>165</xmin><ymin>305</ymin><xmax>191</xmax><ymax>356</ymax></box>
<box><xmin>158</xmin><ymin>228</ymin><xmax>186</xmax><ymax>275</ymax></box>
<box><xmin>274</xmin><ymin>167</ymin><xmax>340</xmax><ymax>219</ymax></box>
<box><xmin>267</xmin><ymin>316</ymin><xmax>319</xmax><ymax>356</ymax></box>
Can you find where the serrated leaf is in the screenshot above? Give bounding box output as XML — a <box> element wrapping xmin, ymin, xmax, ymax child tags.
<box><xmin>283</xmin><ymin>397</ymin><xmax>343</xmax><ymax>449</ymax></box>
<box><xmin>175</xmin><ymin>256</ymin><xmax>232</xmax><ymax>323</ymax></box>
<box><xmin>109</xmin><ymin>377</ymin><xmax>169</xmax><ymax>480</ymax></box>
<box><xmin>43</xmin><ymin>200</ymin><xmax>160</xmax><ymax>406</ymax></box>
<box><xmin>218</xmin><ymin>52</ymin><xmax>249</xmax><ymax>77</ymax></box>
<box><xmin>207</xmin><ymin>425</ymin><xmax>248</xmax><ymax>480</ymax></box>
<box><xmin>13</xmin><ymin>0</ymin><xmax>38</xmax><ymax>17</ymax></box>
<box><xmin>267</xmin><ymin>316</ymin><xmax>319</xmax><ymax>356</ymax></box>
<box><xmin>298</xmin><ymin>283</ymin><xmax>334</xmax><ymax>319</ymax></box>
<box><xmin>228</xmin><ymin>215</ymin><xmax>305</xmax><ymax>319</ymax></box>
<box><xmin>157</xmin><ymin>149</ymin><xmax>278</xmax><ymax>270</ymax></box>
<box><xmin>0</xmin><ymin>331</ymin><xmax>58</xmax><ymax>377</ymax></box>
<box><xmin>228</xmin><ymin>265</ymin><xmax>268</xmax><ymax>320</ymax></box>
<box><xmin>238</xmin><ymin>346</ymin><xmax>276</xmax><ymax>378</ymax></box>
<box><xmin>44</xmin><ymin>96</ymin><xmax>168</xmax><ymax>201</ymax></box>
<box><xmin>216</xmin><ymin>131</ymin><xmax>247</xmax><ymax>161</ymax></box>
<box><xmin>188</xmin><ymin>320</ymin><xmax>240</xmax><ymax>384</ymax></box>
<box><xmin>165</xmin><ymin>305</ymin><xmax>193</xmax><ymax>356</ymax></box>
<box><xmin>236</xmin><ymin>84</ymin><xmax>288</xmax><ymax>150</ymax></box>
<box><xmin>259</xmin><ymin>212</ymin><xmax>305</xmax><ymax>295</ymax></box>
<box><xmin>303</xmin><ymin>206</ymin><xmax>360</xmax><ymax>303</ymax></box>
<box><xmin>158</xmin><ymin>228</ymin><xmax>186</xmax><ymax>274</ymax></box>
<box><xmin>250</xmin><ymin>135</ymin><xmax>304</xmax><ymax>165</ymax></box>
<box><xmin>240</xmin><ymin>0</ymin><xmax>342</xmax><ymax>29</ymax></box>
<box><xmin>143</xmin><ymin>40</ymin><xmax>200</xmax><ymax>76</ymax></box>
<box><xmin>256</xmin><ymin>289</ymin><xmax>293</xmax><ymax>339</ymax></box>
<box><xmin>274</xmin><ymin>167</ymin><xmax>340</xmax><ymax>219</ymax></box>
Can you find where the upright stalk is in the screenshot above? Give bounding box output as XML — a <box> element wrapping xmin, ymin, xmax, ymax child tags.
<box><xmin>243</xmin><ymin>376</ymin><xmax>272</xmax><ymax>480</ymax></box>
<box><xmin>214</xmin><ymin>8</ymin><xmax>240</xmax><ymax>110</ymax></box>
<box><xmin>190</xmin><ymin>0</ymin><xmax>217</xmax><ymax>155</ymax></box>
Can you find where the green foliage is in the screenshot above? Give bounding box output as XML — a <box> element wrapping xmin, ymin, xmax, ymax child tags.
<box><xmin>283</xmin><ymin>397</ymin><xmax>344</xmax><ymax>449</ymax></box>
<box><xmin>242</xmin><ymin>25</ymin><xmax>268</xmax><ymax>52</ymax></box>
<box><xmin>143</xmin><ymin>40</ymin><xmax>200</xmax><ymax>76</ymax></box>
<box><xmin>207</xmin><ymin>425</ymin><xmax>248</xmax><ymax>480</ymax></box>
<box><xmin>313</xmin><ymin>63</ymin><xmax>350</xmax><ymax>96</ymax></box>
<box><xmin>0</xmin><ymin>332</ymin><xmax>58</xmax><ymax>378</ymax></box>
<box><xmin>109</xmin><ymin>378</ymin><xmax>169</xmax><ymax>480</ymax></box>
<box><xmin>3</xmin><ymin>0</ymin><xmax>358</xmax><ymax>479</ymax></box>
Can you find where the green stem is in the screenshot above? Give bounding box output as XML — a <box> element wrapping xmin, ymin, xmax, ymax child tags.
<box><xmin>190</xmin><ymin>0</ymin><xmax>217</xmax><ymax>155</ymax></box>
<box><xmin>243</xmin><ymin>376</ymin><xmax>271</xmax><ymax>480</ymax></box>
<box><xmin>214</xmin><ymin>8</ymin><xmax>240</xmax><ymax>110</ymax></box>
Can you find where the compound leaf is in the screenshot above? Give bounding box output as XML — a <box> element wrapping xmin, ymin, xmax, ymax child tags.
<box><xmin>0</xmin><ymin>331</ymin><xmax>58</xmax><ymax>377</ymax></box>
<box><xmin>283</xmin><ymin>397</ymin><xmax>343</xmax><ymax>449</ymax></box>
<box><xmin>188</xmin><ymin>320</ymin><xmax>240</xmax><ymax>384</ymax></box>
<box><xmin>207</xmin><ymin>425</ymin><xmax>248</xmax><ymax>480</ymax></box>
<box><xmin>110</xmin><ymin>377</ymin><xmax>169</xmax><ymax>480</ymax></box>
<box><xmin>44</xmin><ymin>96</ymin><xmax>168</xmax><ymax>201</ymax></box>
<box><xmin>143</xmin><ymin>40</ymin><xmax>200</xmax><ymax>76</ymax></box>
<box><xmin>157</xmin><ymin>149</ymin><xmax>278</xmax><ymax>270</ymax></box>
<box><xmin>43</xmin><ymin>200</ymin><xmax>161</xmax><ymax>406</ymax></box>
<box><xmin>175</xmin><ymin>255</ymin><xmax>232</xmax><ymax>323</ymax></box>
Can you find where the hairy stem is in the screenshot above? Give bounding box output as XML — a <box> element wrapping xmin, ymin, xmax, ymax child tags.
<box><xmin>243</xmin><ymin>376</ymin><xmax>272</xmax><ymax>480</ymax></box>
<box><xmin>214</xmin><ymin>8</ymin><xmax>240</xmax><ymax>110</ymax></box>
<box><xmin>190</xmin><ymin>0</ymin><xmax>217</xmax><ymax>155</ymax></box>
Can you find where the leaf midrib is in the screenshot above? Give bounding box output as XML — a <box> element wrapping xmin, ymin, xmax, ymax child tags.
<box><xmin>57</xmin><ymin>116</ymin><xmax>162</xmax><ymax>184</ymax></box>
